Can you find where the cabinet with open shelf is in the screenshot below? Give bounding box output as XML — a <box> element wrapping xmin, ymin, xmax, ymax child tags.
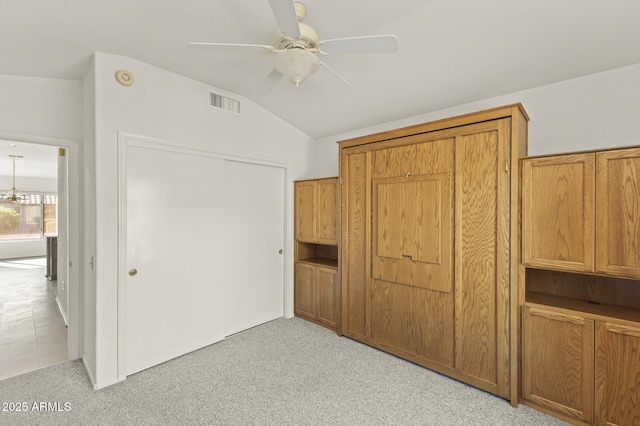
<box><xmin>520</xmin><ymin>146</ymin><xmax>640</xmax><ymax>426</ymax></box>
<box><xmin>294</xmin><ymin>178</ymin><xmax>340</xmax><ymax>332</ymax></box>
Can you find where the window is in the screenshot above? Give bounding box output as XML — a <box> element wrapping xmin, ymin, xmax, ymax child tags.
<box><xmin>0</xmin><ymin>194</ymin><xmax>57</xmax><ymax>240</ymax></box>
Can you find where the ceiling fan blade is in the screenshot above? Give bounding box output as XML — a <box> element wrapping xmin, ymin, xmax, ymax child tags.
<box><xmin>262</xmin><ymin>67</ymin><xmax>284</xmax><ymax>94</ymax></box>
<box><xmin>318</xmin><ymin>35</ymin><xmax>399</xmax><ymax>55</ymax></box>
<box><xmin>320</xmin><ymin>61</ymin><xmax>355</xmax><ymax>90</ymax></box>
<box><xmin>267</xmin><ymin>0</ymin><xmax>301</xmax><ymax>39</ymax></box>
<box><xmin>189</xmin><ymin>42</ymin><xmax>275</xmax><ymax>53</ymax></box>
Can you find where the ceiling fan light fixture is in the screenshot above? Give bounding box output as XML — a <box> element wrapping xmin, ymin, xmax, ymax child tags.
<box><xmin>274</xmin><ymin>48</ymin><xmax>320</xmax><ymax>87</ymax></box>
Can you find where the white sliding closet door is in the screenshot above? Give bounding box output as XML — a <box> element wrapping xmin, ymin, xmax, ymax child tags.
<box><xmin>224</xmin><ymin>160</ymin><xmax>285</xmax><ymax>336</ymax></box>
<box><xmin>125</xmin><ymin>144</ymin><xmax>227</xmax><ymax>375</ymax></box>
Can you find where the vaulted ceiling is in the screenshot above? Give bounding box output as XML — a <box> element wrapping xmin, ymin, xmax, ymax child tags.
<box><xmin>2</xmin><ymin>0</ymin><xmax>640</xmax><ymax>141</ymax></box>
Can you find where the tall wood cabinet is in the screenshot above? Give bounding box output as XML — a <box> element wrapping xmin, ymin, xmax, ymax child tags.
<box><xmin>521</xmin><ymin>146</ymin><xmax>640</xmax><ymax>425</ymax></box>
<box><xmin>294</xmin><ymin>178</ymin><xmax>340</xmax><ymax>331</ymax></box>
<box><xmin>339</xmin><ymin>104</ymin><xmax>528</xmax><ymax>403</ymax></box>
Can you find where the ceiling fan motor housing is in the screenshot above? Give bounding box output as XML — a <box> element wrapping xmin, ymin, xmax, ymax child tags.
<box><xmin>276</xmin><ymin>22</ymin><xmax>318</xmax><ymax>50</ymax></box>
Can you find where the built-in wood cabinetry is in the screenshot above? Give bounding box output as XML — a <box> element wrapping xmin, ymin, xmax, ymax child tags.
<box><xmin>522</xmin><ymin>305</ymin><xmax>594</xmax><ymax>424</ymax></box>
<box><xmin>522</xmin><ymin>153</ymin><xmax>595</xmax><ymax>272</ymax></box>
<box><xmin>294</xmin><ymin>178</ymin><xmax>340</xmax><ymax>332</ymax></box>
<box><xmin>521</xmin><ymin>146</ymin><xmax>640</xmax><ymax>426</ymax></box>
<box><xmin>523</xmin><ymin>147</ymin><xmax>640</xmax><ymax>278</ymax></box>
<box><xmin>596</xmin><ymin>320</ymin><xmax>640</xmax><ymax>426</ymax></box>
<box><xmin>295</xmin><ymin>178</ymin><xmax>338</xmax><ymax>245</ymax></box>
<box><xmin>595</xmin><ymin>148</ymin><xmax>640</xmax><ymax>277</ymax></box>
<box><xmin>339</xmin><ymin>104</ymin><xmax>528</xmax><ymax>403</ymax></box>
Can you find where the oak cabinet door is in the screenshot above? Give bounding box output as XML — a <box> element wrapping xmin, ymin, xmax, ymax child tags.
<box><xmin>294</xmin><ymin>263</ymin><xmax>316</xmax><ymax>320</ymax></box>
<box><xmin>295</xmin><ymin>181</ymin><xmax>316</xmax><ymax>242</ymax></box>
<box><xmin>340</xmin><ymin>149</ymin><xmax>368</xmax><ymax>339</ymax></box>
<box><xmin>596</xmin><ymin>147</ymin><xmax>640</xmax><ymax>277</ymax></box>
<box><xmin>454</xmin><ymin>119</ymin><xmax>511</xmax><ymax>397</ymax></box>
<box><xmin>316</xmin><ymin>266</ymin><xmax>339</xmax><ymax>329</ymax></box>
<box><xmin>522</xmin><ymin>306</ymin><xmax>594</xmax><ymax>424</ymax></box>
<box><xmin>522</xmin><ymin>154</ymin><xmax>595</xmax><ymax>272</ymax></box>
<box><xmin>316</xmin><ymin>179</ymin><xmax>338</xmax><ymax>245</ymax></box>
<box><xmin>595</xmin><ymin>321</ymin><xmax>640</xmax><ymax>426</ymax></box>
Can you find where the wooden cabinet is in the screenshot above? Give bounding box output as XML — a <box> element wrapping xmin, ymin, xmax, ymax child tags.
<box><xmin>595</xmin><ymin>321</ymin><xmax>640</xmax><ymax>426</ymax></box>
<box><xmin>295</xmin><ymin>178</ymin><xmax>338</xmax><ymax>244</ymax></box>
<box><xmin>340</xmin><ymin>104</ymin><xmax>528</xmax><ymax>402</ymax></box>
<box><xmin>522</xmin><ymin>153</ymin><xmax>595</xmax><ymax>272</ymax></box>
<box><xmin>294</xmin><ymin>178</ymin><xmax>340</xmax><ymax>332</ymax></box>
<box><xmin>521</xmin><ymin>297</ymin><xmax>640</xmax><ymax>426</ymax></box>
<box><xmin>523</xmin><ymin>147</ymin><xmax>640</xmax><ymax>278</ymax></box>
<box><xmin>522</xmin><ymin>305</ymin><xmax>594</xmax><ymax>424</ymax></box>
<box><xmin>521</xmin><ymin>146</ymin><xmax>640</xmax><ymax>425</ymax></box>
<box><xmin>295</xmin><ymin>180</ymin><xmax>316</xmax><ymax>242</ymax></box>
<box><xmin>294</xmin><ymin>262</ymin><xmax>339</xmax><ymax>329</ymax></box>
<box><xmin>316</xmin><ymin>266</ymin><xmax>339</xmax><ymax>329</ymax></box>
<box><xmin>595</xmin><ymin>148</ymin><xmax>640</xmax><ymax>277</ymax></box>
<box><xmin>294</xmin><ymin>262</ymin><xmax>316</xmax><ymax>320</ymax></box>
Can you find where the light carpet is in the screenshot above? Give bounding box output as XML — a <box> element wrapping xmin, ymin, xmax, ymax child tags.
<box><xmin>0</xmin><ymin>317</ymin><xmax>568</xmax><ymax>425</ymax></box>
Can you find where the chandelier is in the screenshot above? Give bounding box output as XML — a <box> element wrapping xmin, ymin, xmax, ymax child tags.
<box><xmin>1</xmin><ymin>156</ymin><xmax>27</xmax><ymax>203</ymax></box>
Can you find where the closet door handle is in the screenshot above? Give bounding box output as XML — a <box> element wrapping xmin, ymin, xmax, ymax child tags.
<box><xmin>129</xmin><ymin>269</ymin><xmax>138</xmax><ymax>276</ymax></box>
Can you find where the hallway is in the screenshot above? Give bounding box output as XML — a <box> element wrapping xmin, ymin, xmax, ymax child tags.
<box><xmin>0</xmin><ymin>257</ymin><xmax>67</xmax><ymax>380</ymax></box>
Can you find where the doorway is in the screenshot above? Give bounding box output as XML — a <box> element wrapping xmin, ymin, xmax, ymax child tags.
<box><xmin>0</xmin><ymin>135</ymin><xmax>79</xmax><ymax>380</ymax></box>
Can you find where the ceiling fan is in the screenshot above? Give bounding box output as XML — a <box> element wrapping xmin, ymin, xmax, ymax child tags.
<box><xmin>189</xmin><ymin>0</ymin><xmax>399</xmax><ymax>87</ymax></box>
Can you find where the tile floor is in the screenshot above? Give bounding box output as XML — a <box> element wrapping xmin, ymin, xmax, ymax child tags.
<box><xmin>0</xmin><ymin>257</ymin><xmax>68</xmax><ymax>381</ymax></box>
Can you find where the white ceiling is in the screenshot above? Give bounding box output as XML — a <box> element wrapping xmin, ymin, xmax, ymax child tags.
<box><xmin>1</xmin><ymin>0</ymin><xmax>640</xmax><ymax>175</ymax></box>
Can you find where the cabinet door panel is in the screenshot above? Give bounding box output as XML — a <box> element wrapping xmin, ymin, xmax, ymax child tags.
<box><xmin>595</xmin><ymin>321</ymin><xmax>640</xmax><ymax>426</ymax></box>
<box><xmin>522</xmin><ymin>153</ymin><xmax>595</xmax><ymax>272</ymax></box>
<box><xmin>317</xmin><ymin>266</ymin><xmax>339</xmax><ymax>329</ymax></box>
<box><xmin>455</xmin><ymin>119</ymin><xmax>510</xmax><ymax>397</ymax></box>
<box><xmin>370</xmin><ymin>279</ymin><xmax>454</xmax><ymax>367</ymax></box>
<box><xmin>522</xmin><ymin>306</ymin><xmax>594</xmax><ymax>424</ymax></box>
<box><xmin>295</xmin><ymin>181</ymin><xmax>316</xmax><ymax>242</ymax></box>
<box><xmin>372</xmin><ymin>173</ymin><xmax>453</xmax><ymax>293</ymax></box>
<box><xmin>316</xmin><ymin>179</ymin><xmax>338</xmax><ymax>244</ymax></box>
<box><xmin>341</xmin><ymin>150</ymin><xmax>368</xmax><ymax>338</ymax></box>
<box><xmin>596</xmin><ymin>147</ymin><xmax>640</xmax><ymax>277</ymax></box>
<box><xmin>294</xmin><ymin>263</ymin><xmax>316</xmax><ymax>320</ymax></box>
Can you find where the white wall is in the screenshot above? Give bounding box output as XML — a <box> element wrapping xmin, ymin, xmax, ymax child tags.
<box><xmin>0</xmin><ymin>240</ymin><xmax>46</xmax><ymax>259</ymax></box>
<box><xmin>310</xmin><ymin>63</ymin><xmax>640</xmax><ymax>177</ymax></box>
<box><xmin>89</xmin><ymin>52</ymin><xmax>313</xmax><ymax>388</ymax></box>
<box><xmin>81</xmin><ymin>59</ymin><xmax>98</xmax><ymax>386</ymax></box>
<box><xmin>0</xmin><ymin>75</ymin><xmax>82</xmax><ymax>141</ymax></box>
<box><xmin>0</xmin><ymin>75</ymin><xmax>82</xmax><ymax>262</ymax></box>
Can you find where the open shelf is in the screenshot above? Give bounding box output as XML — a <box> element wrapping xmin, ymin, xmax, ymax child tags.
<box><xmin>296</xmin><ymin>241</ymin><xmax>338</xmax><ymax>266</ymax></box>
<box><xmin>524</xmin><ymin>267</ymin><xmax>640</xmax><ymax>323</ymax></box>
<box><xmin>297</xmin><ymin>257</ymin><xmax>338</xmax><ymax>268</ymax></box>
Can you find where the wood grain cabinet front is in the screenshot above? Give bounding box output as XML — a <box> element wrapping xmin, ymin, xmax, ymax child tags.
<box><xmin>522</xmin><ymin>153</ymin><xmax>595</xmax><ymax>272</ymax></box>
<box><xmin>294</xmin><ymin>262</ymin><xmax>339</xmax><ymax>331</ymax></box>
<box><xmin>340</xmin><ymin>104</ymin><xmax>528</xmax><ymax>402</ymax></box>
<box><xmin>294</xmin><ymin>262</ymin><xmax>317</xmax><ymax>321</ymax></box>
<box><xmin>521</xmin><ymin>305</ymin><xmax>594</xmax><ymax>424</ymax></box>
<box><xmin>523</xmin><ymin>147</ymin><xmax>640</xmax><ymax>279</ymax></box>
<box><xmin>294</xmin><ymin>177</ymin><xmax>340</xmax><ymax>332</ymax></box>
<box><xmin>595</xmin><ymin>148</ymin><xmax>640</xmax><ymax>277</ymax></box>
<box><xmin>522</xmin><ymin>305</ymin><xmax>640</xmax><ymax>426</ymax></box>
<box><xmin>595</xmin><ymin>321</ymin><xmax>640</xmax><ymax>426</ymax></box>
<box><xmin>294</xmin><ymin>178</ymin><xmax>338</xmax><ymax>245</ymax></box>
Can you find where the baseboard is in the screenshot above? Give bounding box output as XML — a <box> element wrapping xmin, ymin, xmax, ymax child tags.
<box><xmin>81</xmin><ymin>357</ymin><xmax>122</xmax><ymax>390</ymax></box>
<box><xmin>81</xmin><ymin>357</ymin><xmax>97</xmax><ymax>390</ymax></box>
<box><xmin>55</xmin><ymin>296</ymin><xmax>69</xmax><ymax>326</ymax></box>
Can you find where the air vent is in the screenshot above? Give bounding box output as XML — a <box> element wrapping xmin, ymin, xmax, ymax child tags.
<box><xmin>210</xmin><ymin>91</ymin><xmax>240</xmax><ymax>114</ymax></box>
